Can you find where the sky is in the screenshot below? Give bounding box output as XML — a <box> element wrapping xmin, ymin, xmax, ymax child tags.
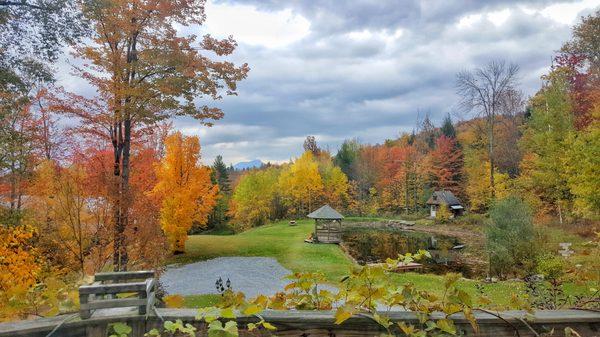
<box><xmin>58</xmin><ymin>0</ymin><xmax>600</xmax><ymax>166</ymax></box>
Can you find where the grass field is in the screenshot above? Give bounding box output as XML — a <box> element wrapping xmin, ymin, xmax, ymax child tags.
<box><xmin>171</xmin><ymin>219</ymin><xmax>525</xmax><ymax>307</ymax></box>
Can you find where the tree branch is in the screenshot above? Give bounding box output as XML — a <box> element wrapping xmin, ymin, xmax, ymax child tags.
<box><xmin>0</xmin><ymin>1</ymin><xmax>44</xmax><ymax>10</ymax></box>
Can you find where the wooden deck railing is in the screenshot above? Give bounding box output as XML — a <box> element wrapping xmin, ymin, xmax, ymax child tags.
<box><xmin>78</xmin><ymin>270</ymin><xmax>156</xmax><ymax>319</ymax></box>
<box><xmin>1</xmin><ymin>309</ymin><xmax>599</xmax><ymax>337</ymax></box>
<box><xmin>0</xmin><ymin>270</ymin><xmax>598</xmax><ymax>337</ymax></box>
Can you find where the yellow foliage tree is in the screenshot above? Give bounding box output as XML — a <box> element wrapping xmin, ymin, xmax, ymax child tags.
<box><xmin>465</xmin><ymin>158</ymin><xmax>510</xmax><ymax>212</ymax></box>
<box><xmin>320</xmin><ymin>159</ymin><xmax>349</xmax><ymax>209</ymax></box>
<box><xmin>278</xmin><ymin>152</ymin><xmax>324</xmax><ymax>216</ymax></box>
<box><xmin>230</xmin><ymin>167</ymin><xmax>280</xmax><ymax>231</ymax></box>
<box><xmin>28</xmin><ymin>160</ymin><xmax>93</xmax><ymax>274</ymax></box>
<box><xmin>153</xmin><ymin>132</ymin><xmax>218</xmax><ymax>254</ymax></box>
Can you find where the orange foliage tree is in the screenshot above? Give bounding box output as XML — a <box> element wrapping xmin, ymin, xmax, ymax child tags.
<box><xmin>153</xmin><ymin>132</ymin><xmax>217</xmax><ymax>254</ymax></box>
<box><xmin>51</xmin><ymin>0</ymin><xmax>248</xmax><ymax>270</ymax></box>
<box><xmin>378</xmin><ymin>144</ymin><xmax>424</xmax><ymax>213</ymax></box>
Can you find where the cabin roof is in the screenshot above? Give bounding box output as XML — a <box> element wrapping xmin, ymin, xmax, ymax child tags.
<box><xmin>426</xmin><ymin>190</ymin><xmax>462</xmax><ymax>206</ymax></box>
<box><xmin>307</xmin><ymin>204</ymin><xmax>344</xmax><ymax>219</ymax></box>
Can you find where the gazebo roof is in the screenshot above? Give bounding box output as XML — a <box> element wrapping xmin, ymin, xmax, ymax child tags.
<box><xmin>307</xmin><ymin>205</ymin><xmax>344</xmax><ymax>220</ymax></box>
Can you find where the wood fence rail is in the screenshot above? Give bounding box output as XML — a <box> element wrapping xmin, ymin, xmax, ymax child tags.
<box><xmin>79</xmin><ymin>270</ymin><xmax>156</xmax><ymax>319</ymax></box>
<box><xmin>1</xmin><ymin>309</ymin><xmax>599</xmax><ymax>337</ymax></box>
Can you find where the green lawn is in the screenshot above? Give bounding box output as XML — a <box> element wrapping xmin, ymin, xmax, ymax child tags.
<box><xmin>171</xmin><ymin>219</ymin><xmax>353</xmax><ymax>281</ymax></box>
<box><xmin>170</xmin><ymin>219</ymin><xmax>523</xmax><ymax>307</ymax></box>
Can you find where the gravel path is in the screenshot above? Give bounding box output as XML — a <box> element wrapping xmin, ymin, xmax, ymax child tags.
<box><xmin>160</xmin><ymin>257</ymin><xmax>293</xmax><ymax>298</ymax></box>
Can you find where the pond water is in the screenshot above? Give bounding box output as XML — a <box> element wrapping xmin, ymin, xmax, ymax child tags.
<box><xmin>161</xmin><ymin>257</ymin><xmax>292</xmax><ymax>298</ymax></box>
<box><xmin>342</xmin><ymin>226</ymin><xmax>473</xmax><ymax>276</ymax></box>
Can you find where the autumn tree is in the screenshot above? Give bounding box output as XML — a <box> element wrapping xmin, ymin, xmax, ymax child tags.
<box><xmin>456</xmin><ymin>60</ymin><xmax>521</xmax><ymax>199</ymax></box>
<box><xmin>319</xmin><ymin>158</ymin><xmax>349</xmax><ymax>210</ymax></box>
<box><xmin>427</xmin><ymin>135</ymin><xmax>463</xmax><ymax>196</ymax></box>
<box><xmin>520</xmin><ymin>68</ymin><xmax>574</xmax><ymax>222</ymax></box>
<box><xmin>153</xmin><ymin>132</ymin><xmax>217</xmax><ymax>254</ymax></box>
<box><xmin>303</xmin><ymin>136</ymin><xmax>321</xmax><ymax>157</ymax></box>
<box><xmin>378</xmin><ymin>144</ymin><xmax>424</xmax><ymax>213</ymax></box>
<box><xmin>53</xmin><ymin>0</ymin><xmax>248</xmax><ymax>269</ymax></box>
<box><xmin>555</xmin><ymin>10</ymin><xmax>599</xmax><ymax>129</ymax></box>
<box><xmin>0</xmin><ymin>224</ymin><xmax>42</xmax><ymax>318</ymax></box>
<box><xmin>563</xmin><ymin>123</ymin><xmax>599</xmax><ymax>219</ymax></box>
<box><xmin>279</xmin><ymin>151</ymin><xmax>323</xmax><ymax>216</ymax></box>
<box><xmin>465</xmin><ymin>159</ymin><xmax>510</xmax><ymax>212</ymax></box>
<box><xmin>0</xmin><ymin>92</ymin><xmax>52</xmax><ymax>224</ymax></box>
<box><xmin>230</xmin><ymin>167</ymin><xmax>280</xmax><ymax>231</ymax></box>
<box><xmin>28</xmin><ymin>160</ymin><xmax>96</xmax><ymax>274</ymax></box>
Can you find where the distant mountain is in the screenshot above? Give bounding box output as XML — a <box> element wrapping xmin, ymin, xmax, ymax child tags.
<box><xmin>233</xmin><ymin>159</ymin><xmax>264</xmax><ymax>170</ymax></box>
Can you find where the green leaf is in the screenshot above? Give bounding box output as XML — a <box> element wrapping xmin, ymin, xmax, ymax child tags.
<box><xmin>220</xmin><ymin>307</ymin><xmax>236</xmax><ymax>319</ymax></box>
<box><xmin>436</xmin><ymin>319</ymin><xmax>457</xmax><ymax>335</ymax></box>
<box><xmin>262</xmin><ymin>322</ymin><xmax>277</xmax><ymax>331</ymax></box>
<box><xmin>144</xmin><ymin>328</ymin><xmax>160</xmax><ymax>337</ymax></box>
<box><xmin>112</xmin><ymin>322</ymin><xmax>132</xmax><ymax>335</ymax></box>
<box><xmin>208</xmin><ymin>320</ymin><xmax>239</xmax><ymax>337</ymax></box>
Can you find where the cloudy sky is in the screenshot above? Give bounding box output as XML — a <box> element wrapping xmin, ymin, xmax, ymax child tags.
<box><xmin>59</xmin><ymin>0</ymin><xmax>600</xmax><ymax>166</ymax></box>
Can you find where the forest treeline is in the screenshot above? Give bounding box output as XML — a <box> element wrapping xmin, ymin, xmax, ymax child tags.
<box><xmin>224</xmin><ymin>12</ymin><xmax>599</xmax><ymax>230</ymax></box>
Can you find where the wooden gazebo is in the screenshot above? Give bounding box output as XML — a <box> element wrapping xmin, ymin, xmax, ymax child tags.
<box><xmin>308</xmin><ymin>205</ymin><xmax>344</xmax><ymax>244</ymax></box>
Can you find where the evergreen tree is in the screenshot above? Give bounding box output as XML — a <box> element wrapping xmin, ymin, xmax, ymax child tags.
<box><xmin>334</xmin><ymin>139</ymin><xmax>360</xmax><ymax>180</ymax></box>
<box><xmin>212</xmin><ymin>155</ymin><xmax>230</xmax><ymax>193</ymax></box>
<box><xmin>206</xmin><ymin>155</ymin><xmax>231</xmax><ymax>231</ymax></box>
<box><xmin>440</xmin><ymin>114</ymin><xmax>457</xmax><ymax>139</ymax></box>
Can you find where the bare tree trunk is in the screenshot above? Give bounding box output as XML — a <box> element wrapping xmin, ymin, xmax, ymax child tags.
<box><xmin>557</xmin><ymin>203</ymin><xmax>563</xmax><ymax>224</ymax></box>
<box><xmin>112</xmin><ymin>120</ymin><xmax>126</xmax><ymax>271</ymax></box>
<box><xmin>120</xmin><ymin>119</ymin><xmax>131</xmax><ymax>269</ymax></box>
<box><xmin>488</xmin><ymin>117</ymin><xmax>495</xmax><ymax>199</ymax></box>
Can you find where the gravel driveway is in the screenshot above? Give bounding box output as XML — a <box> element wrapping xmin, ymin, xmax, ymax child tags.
<box><xmin>160</xmin><ymin>257</ymin><xmax>293</xmax><ymax>298</ymax></box>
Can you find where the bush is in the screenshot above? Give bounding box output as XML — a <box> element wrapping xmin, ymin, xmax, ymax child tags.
<box><xmin>435</xmin><ymin>205</ymin><xmax>452</xmax><ymax>223</ymax></box>
<box><xmin>457</xmin><ymin>213</ymin><xmax>486</xmax><ymax>227</ymax></box>
<box><xmin>486</xmin><ymin>196</ymin><xmax>538</xmax><ymax>278</ymax></box>
<box><xmin>536</xmin><ymin>254</ymin><xmax>565</xmax><ymax>282</ymax></box>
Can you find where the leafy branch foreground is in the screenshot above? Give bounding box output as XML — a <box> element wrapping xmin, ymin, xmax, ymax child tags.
<box><xmin>118</xmin><ymin>250</ymin><xmax>568</xmax><ymax>337</ymax></box>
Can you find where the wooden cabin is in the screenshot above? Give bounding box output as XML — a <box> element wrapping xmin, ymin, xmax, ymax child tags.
<box><xmin>308</xmin><ymin>205</ymin><xmax>344</xmax><ymax>244</ymax></box>
<box><xmin>426</xmin><ymin>190</ymin><xmax>464</xmax><ymax>218</ymax></box>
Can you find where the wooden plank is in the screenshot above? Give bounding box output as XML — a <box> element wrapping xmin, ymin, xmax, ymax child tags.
<box><xmin>79</xmin><ymin>281</ymin><xmax>147</xmax><ymax>295</ymax></box>
<box><xmin>94</xmin><ymin>271</ymin><xmax>155</xmax><ymax>282</ymax></box>
<box><xmin>81</xmin><ymin>298</ymin><xmax>147</xmax><ymax>311</ymax></box>
<box><xmin>146</xmin><ymin>291</ymin><xmax>155</xmax><ymax>313</ymax></box>
<box><xmin>145</xmin><ymin>278</ymin><xmax>155</xmax><ymax>295</ymax></box>
<box><xmin>138</xmin><ymin>289</ymin><xmax>147</xmax><ymax>315</ymax></box>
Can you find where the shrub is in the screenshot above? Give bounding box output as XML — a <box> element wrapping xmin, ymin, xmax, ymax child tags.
<box><xmin>536</xmin><ymin>254</ymin><xmax>565</xmax><ymax>282</ymax></box>
<box><xmin>485</xmin><ymin>196</ymin><xmax>538</xmax><ymax>278</ymax></box>
<box><xmin>435</xmin><ymin>205</ymin><xmax>452</xmax><ymax>222</ymax></box>
<box><xmin>458</xmin><ymin>213</ymin><xmax>486</xmax><ymax>227</ymax></box>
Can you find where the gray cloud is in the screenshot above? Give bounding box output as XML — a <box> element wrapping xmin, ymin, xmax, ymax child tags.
<box><xmin>55</xmin><ymin>0</ymin><xmax>600</xmax><ymax>165</ymax></box>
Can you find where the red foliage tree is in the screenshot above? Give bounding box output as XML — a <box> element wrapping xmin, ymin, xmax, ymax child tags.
<box><xmin>427</xmin><ymin>135</ymin><xmax>463</xmax><ymax>196</ymax></box>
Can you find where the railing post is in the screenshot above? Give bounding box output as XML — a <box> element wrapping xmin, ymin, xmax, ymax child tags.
<box><xmin>79</xmin><ymin>292</ymin><xmax>91</xmax><ymax>319</ymax></box>
<box><xmin>138</xmin><ymin>288</ymin><xmax>147</xmax><ymax>315</ymax></box>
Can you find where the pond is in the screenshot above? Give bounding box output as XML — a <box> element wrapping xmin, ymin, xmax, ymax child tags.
<box><xmin>341</xmin><ymin>226</ymin><xmax>473</xmax><ymax>276</ymax></box>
